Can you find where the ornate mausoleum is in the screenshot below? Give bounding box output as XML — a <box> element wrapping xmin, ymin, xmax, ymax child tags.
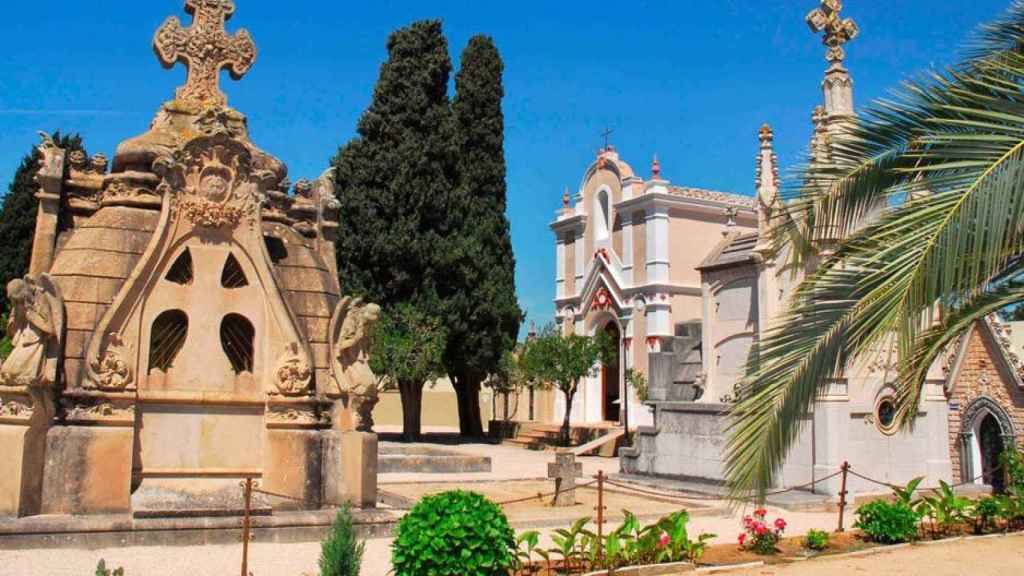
<box><xmin>0</xmin><ymin>0</ymin><xmax>377</xmax><ymax>518</ymax></box>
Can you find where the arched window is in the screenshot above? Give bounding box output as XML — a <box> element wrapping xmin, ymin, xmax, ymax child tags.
<box><xmin>165</xmin><ymin>249</ymin><xmax>194</xmax><ymax>285</ymax></box>
<box><xmin>149</xmin><ymin>309</ymin><xmax>189</xmax><ymax>373</ymax></box>
<box><xmin>221</xmin><ymin>253</ymin><xmax>249</xmax><ymax>288</ymax></box>
<box><xmin>220</xmin><ymin>314</ymin><xmax>255</xmax><ymax>374</ymax></box>
<box><xmin>594</xmin><ymin>189</ymin><xmax>611</xmax><ymax>241</ymax></box>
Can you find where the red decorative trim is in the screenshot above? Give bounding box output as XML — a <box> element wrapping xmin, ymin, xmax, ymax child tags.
<box><xmin>623</xmin><ymin>337</ymin><xmax>632</xmax><ymax>350</ymax></box>
<box><xmin>592</xmin><ymin>287</ymin><xmax>613</xmax><ymax>311</ymax></box>
<box><xmin>646</xmin><ymin>336</ymin><xmax>660</xmax><ymax>349</ymax></box>
<box><xmin>660</xmin><ymin>293</ymin><xmax>668</xmax><ymax>302</ymax></box>
<box><xmin>594</xmin><ymin>248</ymin><xmax>610</xmax><ymax>263</ymax></box>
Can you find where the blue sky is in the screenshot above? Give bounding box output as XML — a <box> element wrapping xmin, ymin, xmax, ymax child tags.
<box><xmin>0</xmin><ymin>0</ymin><xmax>1012</xmax><ymax>332</ymax></box>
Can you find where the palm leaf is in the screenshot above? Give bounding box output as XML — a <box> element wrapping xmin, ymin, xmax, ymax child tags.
<box><xmin>725</xmin><ymin>2</ymin><xmax>1024</xmax><ymax>498</ymax></box>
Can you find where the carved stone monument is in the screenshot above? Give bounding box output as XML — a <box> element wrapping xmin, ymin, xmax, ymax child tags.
<box><xmin>547</xmin><ymin>451</ymin><xmax>583</xmax><ymax>507</ymax></box>
<box><xmin>0</xmin><ymin>0</ymin><xmax>377</xmax><ymax>518</ymax></box>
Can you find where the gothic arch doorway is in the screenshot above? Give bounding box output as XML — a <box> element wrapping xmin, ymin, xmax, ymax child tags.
<box><xmin>961</xmin><ymin>396</ymin><xmax>1016</xmax><ymax>492</ymax></box>
<box><xmin>601</xmin><ymin>322</ymin><xmax>621</xmax><ymax>423</ymax></box>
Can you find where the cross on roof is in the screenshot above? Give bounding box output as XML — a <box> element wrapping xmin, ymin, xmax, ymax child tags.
<box><xmin>600</xmin><ymin>127</ymin><xmax>614</xmax><ymax>150</ymax></box>
<box><xmin>153</xmin><ymin>0</ymin><xmax>257</xmax><ymax>108</ymax></box>
<box><xmin>806</xmin><ymin>0</ymin><xmax>859</xmax><ymax>65</ymax></box>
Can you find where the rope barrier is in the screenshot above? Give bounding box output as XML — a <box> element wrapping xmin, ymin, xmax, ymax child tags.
<box><xmin>495</xmin><ymin>479</ymin><xmax>600</xmax><ymax>506</ymax></box>
<box><xmin>846</xmin><ymin>462</ymin><xmax>1005</xmax><ymax>494</ymax></box>
<box><xmin>602</xmin><ymin>469</ymin><xmax>844</xmax><ymax>504</ymax></box>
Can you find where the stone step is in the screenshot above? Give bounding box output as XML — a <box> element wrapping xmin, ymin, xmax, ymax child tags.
<box><xmin>378</xmin><ymin>454</ymin><xmax>492</xmax><ymax>474</ymax></box>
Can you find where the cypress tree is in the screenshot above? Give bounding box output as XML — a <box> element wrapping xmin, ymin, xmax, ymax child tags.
<box><xmin>0</xmin><ymin>132</ymin><xmax>85</xmax><ymax>315</ymax></box>
<box><xmin>333</xmin><ymin>20</ymin><xmax>457</xmax><ymax>440</ymax></box>
<box><xmin>446</xmin><ymin>36</ymin><xmax>521</xmax><ymax>437</ymax></box>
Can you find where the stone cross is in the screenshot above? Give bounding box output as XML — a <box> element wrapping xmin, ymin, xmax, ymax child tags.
<box><xmin>600</xmin><ymin>127</ymin><xmax>614</xmax><ymax>151</ymax></box>
<box><xmin>153</xmin><ymin>0</ymin><xmax>257</xmax><ymax>107</ymax></box>
<box><xmin>547</xmin><ymin>451</ymin><xmax>583</xmax><ymax>507</ymax></box>
<box><xmin>806</xmin><ymin>0</ymin><xmax>859</xmax><ymax>65</ymax></box>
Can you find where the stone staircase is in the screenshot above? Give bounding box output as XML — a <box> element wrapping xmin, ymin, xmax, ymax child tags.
<box><xmin>499</xmin><ymin>422</ymin><xmax>625</xmax><ymax>457</ymax></box>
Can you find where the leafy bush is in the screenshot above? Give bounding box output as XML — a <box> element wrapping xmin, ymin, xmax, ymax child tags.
<box><xmin>738</xmin><ymin>508</ymin><xmax>785</xmax><ymax>555</ymax></box>
<box><xmin>972</xmin><ymin>497</ymin><xmax>1003</xmax><ymax>534</ymax></box>
<box><xmin>854</xmin><ymin>501</ymin><xmax>920</xmax><ymax>544</ymax></box>
<box><xmin>95</xmin><ymin>560</ymin><xmax>124</xmax><ymax>576</ymax></box>
<box><xmin>803</xmin><ymin>529</ymin><xmax>829</xmax><ymax>551</ymax></box>
<box><xmin>0</xmin><ymin>315</ymin><xmax>11</xmax><ymax>361</ymax></box>
<box><xmin>319</xmin><ymin>505</ymin><xmax>365</xmax><ymax>576</ymax></box>
<box><xmin>392</xmin><ymin>491</ymin><xmax>515</xmax><ymax>576</ymax></box>
<box><xmin>918</xmin><ymin>481</ymin><xmax>971</xmax><ymax>536</ymax></box>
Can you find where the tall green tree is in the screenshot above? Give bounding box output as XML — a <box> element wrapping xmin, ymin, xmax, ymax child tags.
<box><xmin>726</xmin><ymin>4</ymin><xmax>1024</xmax><ymax>497</ymax></box>
<box><xmin>0</xmin><ymin>132</ymin><xmax>85</xmax><ymax>316</ymax></box>
<box><xmin>332</xmin><ymin>20</ymin><xmax>457</xmax><ymax>439</ymax></box>
<box><xmin>445</xmin><ymin>35</ymin><xmax>522</xmax><ymax>437</ymax></box>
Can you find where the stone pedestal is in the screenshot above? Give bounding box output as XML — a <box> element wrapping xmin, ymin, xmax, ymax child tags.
<box><xmin>323</xmin><ymin>430</ymin><xmax>377</xmax><ymax>509</ymax></box>
<box><xmin>0</xmin><ymin>423</ymin><xmax>48</xmax><ymax>517</ymax></box>
<box><xmin>262</xmin><ymin>428</ymin><xmax>323</xmax><ymax>510</ymax></box>
<box><xmin>40</xmin><ymin>426</ymin><xmax>134</xmax><ymax>515</ymax></box>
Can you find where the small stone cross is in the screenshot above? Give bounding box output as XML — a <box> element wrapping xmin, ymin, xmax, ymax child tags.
<box><xmin>547</xmin><ymin>451</ymin><xmax>583</xmax><ymax>507</ymax></box>
<box><xmin>600</xmin><ymin>127</ymin><xmax>614</xmax><ymax>151</ymax></box>
<box><xmin>806</xmin><ymin>0</ymin><xmax>859</xmax><ymax>64</ymax></box>
<box><xmin>153</xmin><ymin>0</ymin><xmax>257</xmax><ymax>107</ymax></box>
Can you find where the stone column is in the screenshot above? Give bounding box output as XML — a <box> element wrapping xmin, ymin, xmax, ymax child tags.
<box><xmin>29</xmin><ymin>138</ymin><xmax>65</xmax><ymax>276</ymax></box>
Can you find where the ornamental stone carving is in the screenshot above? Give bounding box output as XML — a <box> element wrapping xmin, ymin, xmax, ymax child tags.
<box><xmin>329</xmin><ymin>297</ymin><xmax>382</xmax><ymax>432</ymax></box>
<box><xmin>153</xmin><ymin>0</ymin><xmax>257</xmax><ymax>108</ymax></box>
<box><xmin>273</xmin><ymin>343</ymin><xmax>312</xmax><ymax>396</ymax></box>
<box><xmin>89</xmin><ymin>334</ymin><xmax>134</xmax><ymax>392</ymax></box>
<box><xmin>155</xmin><ymin>134</ymin><xmax>276</xmax><ymax>230</ymax></box>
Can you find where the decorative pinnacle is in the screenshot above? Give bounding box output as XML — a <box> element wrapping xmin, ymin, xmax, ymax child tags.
<box><xmin>651</xmin><ymin>155</ymin><xmax>661</xmax><ymax>180</ymax></box>
<box><xmin>759</xmin><ymin>123</ymin><xmax>774</xmax><ymax>145</ymax></box>
<box><xmin>562</xmin><ymin>187</ymin><xmax>571</xmax><ymax>209</ymax></box>
<box><xmin>153</xmin><ymin>0</ymin><xmax>257</xmax><ymax>108</ymax></box>
<box><xmin>806</xmin><ymin>0</ymin><xmax>859</xmax><ymax>65</ymax></box>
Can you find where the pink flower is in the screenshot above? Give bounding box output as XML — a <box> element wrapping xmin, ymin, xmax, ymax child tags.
<box><xmin>774</xmin><ymin>518</ymin><xmax>787</xmax><ymax>531</ymax></box>
<box><xmin>738</xmin><ymin>533</ymin><xmax>747</xmax><ymax>546</ymax></box>
<box><xmin>657</xmin><ymin>532</ymin><xmax>670</xmax><ymax>549</ymax></box>
<box><xmin>755</xmin><ymin>523</ymin><xmax>768</xmax><ymax>536</ymax></box>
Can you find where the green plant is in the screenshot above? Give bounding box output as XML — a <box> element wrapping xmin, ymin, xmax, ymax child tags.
<box><xmin>854</xmin><ymin>501</ymin><xmax>920</xmax><ymax>544</ymax></box>
<box><xmin>392</xmin><ymin>491</ymin><xmax>515</xmax><ymax>576</ymax></box>
<box><xmin>550</xmin><ymin>516</ymin><xmax>591</xmax><ymax>572</ymax></box>
<box><xmin>94</xmin><ymin>560</ymin><xmax>124</xmax><ymax>576</ymax></box>
<box><xmin>803</xmin><ymin>529</ymin><xmax>830</xmax><ymax>551</ymax></box>
<box><xmin>973</xmin><ymin>497</ymin><xmax>1003</xmax><ymax>535</ymax></box>
<box><xmin>892</xmin><ymin>477</ymin><xmax>923</xmax><ymax>507</ymax></box>
<box><xmin>919</xmin><ymin>481</ymin><xmax>971</xmax><ymax>536</ymax></box>
<box><xmin>514</xmin><ymin>530</ymin><xmax>541</xmax><ymax>573</ymax></box>
<box><xmin>626</xmin><ymin>369</ymin><xmax>650</xmax><ymax>403</ymax></box>
<box><xmin>725</xmin><ymin>2</ymin><xmax>1024</xmax><ymax>499</ymax></box>
<box><xmin>319</xmin><ymin>505</ymin><xmax>365</xmax><ymax>576</ymax></box>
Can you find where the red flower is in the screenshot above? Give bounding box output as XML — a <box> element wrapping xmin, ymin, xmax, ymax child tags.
<box><xmin>774</xmin><ymin>518</ymin><xmax>787</xmax><ymax>531</ymax></box>
<box><xmin>754</xmin><ymin>508</ymin><xmax>767</xmax><ymax>518</ymax></box>
<box><xmin>738</xmin><ymin>533</ymin><xmax>747</xmax><ymax>546</ymax></box>
<box><xmin>657</xmin><ymin>532</ymin><xmax>670</xmax><ymax>549</ymax></box>
<box><xmin>754</xmin><ymin>523</ymin><xmax>768</xmax><ymax>536</ymax></box>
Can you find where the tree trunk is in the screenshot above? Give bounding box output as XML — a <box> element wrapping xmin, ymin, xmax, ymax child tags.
<box><xmin>560</xmin><ymin>390</ymin><xmax>575</xmax><ymax>447</ymax></box>
<box><xmin>398</xmin><ymin>378</ymin><xmax>423</xmax><ymax>442</ymax></box>
<box><xmin>453</xmin><ymin>373</ymin><xmax>485</xmax><ymax>438</ymax></box>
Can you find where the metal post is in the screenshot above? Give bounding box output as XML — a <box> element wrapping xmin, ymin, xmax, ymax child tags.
<box><xmin>241</xmin><ymin>478</ymin><xmax>254</xmax><ymax>576</ymax></box>
<box><xmin>837</xmin><ymin>461</ymin><xmax>850</xmax><ymax>533</ymax></box>
<box><xmin>596</xmin><ymin>470</ymin><xmax>605</xmax><ymax>567</ymax></box>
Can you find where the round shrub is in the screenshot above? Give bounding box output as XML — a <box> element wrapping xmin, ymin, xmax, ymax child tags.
<box><xmin>854</xmin><ymin>501</ymin><xmax>920</xmax><ymax>544</ymax></box>
<box><xmin>392</xmin><ymin>490</ymin><xmax>515</xmax><ymax>576</ymax></box>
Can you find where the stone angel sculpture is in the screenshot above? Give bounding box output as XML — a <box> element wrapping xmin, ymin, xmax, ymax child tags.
<box><xmin>1</xmin><ymin>274</ymin><xmax>65</xmax><ymax>423</ymax></box>
<box><xmin>329</xmin><ymin>296</ymin><xmax>381</xmax><ymax>432</ymax></box>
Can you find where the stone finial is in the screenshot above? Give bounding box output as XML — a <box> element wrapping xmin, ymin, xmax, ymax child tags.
<box><xmin>806</xmin><ymin>0</ymin><xmax>859</xmax><ymax>65</ymax></box>
<box><xmin>811</xmin><ymin>106</ymin><xmax>833</xmax><ymax>164</ymax></box>
<box><xmin>651</xmin><ymin>155</ymin><xmax>661</xmax><ymax>180</ymax></box>
<box><xmin>562</xmin><ymin>187</ymin><xmax>571</xmax><ymax>209</ymax></box>
<box><xmin>90</xmin><ymin>153</ymin><xmax>109</xmax><ymax>175</ymax></box>
<box><xmin>755</xmin><ymin>124</ymin><xmax>780</xmax><ymax>254</ymax></box>
<box><xmin>153</xmin><ymin>0</ymin><xmax>257</xmax><ymax>108</ymax></box>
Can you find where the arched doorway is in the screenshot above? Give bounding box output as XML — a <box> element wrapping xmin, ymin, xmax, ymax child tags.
<box><xmin>961</xmin><ymin>396</ymin><xmax>1016</xmax><ymax>493</ymax></box>
<box><xmin>978</xmin><ymin>414</ymin><xmax>1006</xmax><ymax>493</ymax></box>
<box><xmin>601</xmin><ymin>322</ymin><xmax>621</xmax><ymax>423</ymax></box>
